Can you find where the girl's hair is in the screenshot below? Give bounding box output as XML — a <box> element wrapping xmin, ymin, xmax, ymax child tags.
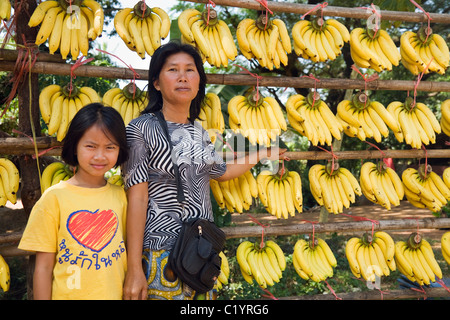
<box><xmin>61</xmin><ymin>103</ymin><xmax>129</xmax><ymax>167</ymax></box>
<box><xmin>142</xmin><ymin>40</ymin><xmax>207</xmax><ymax>122</ymax></box>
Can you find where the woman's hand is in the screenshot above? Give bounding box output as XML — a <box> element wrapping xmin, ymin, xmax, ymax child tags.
<box><xmin>259</xmin><ymin>146</ymin><xmax>289</xmax><ymax>162</ymax></box>
<box><xmin>123</xmin><ymin>269</ymin><xmax>148</xmax><ymax>300</ymax></box>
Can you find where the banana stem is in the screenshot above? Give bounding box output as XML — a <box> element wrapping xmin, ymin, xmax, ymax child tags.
<box><xmin>407</xmin><ymin>232</ymin><xmax>422</xmax><ymax>250</ymax></box>
<box><xmin>122</xmin><ymin>82</ymin><xmax>141</xmax><ymax>100</ymax></box>
<box><xmin>352</xmin><ymin>91</ymin><xmax>370</xmax><ymax>110</ymax></box>
<box><xmin>134</xmin><ymin>1</ymin><xmax>152</xmax><ymax>18</ymax></box>
<box><xmin>417</xmin><ymin>25</ymin><xmax>433</xmax><ymax>44</ymax></box>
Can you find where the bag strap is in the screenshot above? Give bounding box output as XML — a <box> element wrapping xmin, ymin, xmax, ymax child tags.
<box><xmin>155</xmin><ymin>111</ymin><xmax>186</xmax><ymax>204</ymax></box>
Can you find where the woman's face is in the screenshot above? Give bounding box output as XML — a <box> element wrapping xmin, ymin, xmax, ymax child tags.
<box><xmin>153</xmin><ymin>52</ymin><xmax>200</xmax><ymax>107</ymax></box>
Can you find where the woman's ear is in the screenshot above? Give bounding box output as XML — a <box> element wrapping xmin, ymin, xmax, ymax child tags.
<box><xmin>153</xmin><ymin>79</ymin><xmax>160</xmax><ymax>91</ymax></box>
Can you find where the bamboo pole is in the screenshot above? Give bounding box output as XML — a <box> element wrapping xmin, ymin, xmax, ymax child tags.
<box><xmin>1</xmin><ymin>137</ymin><xmax>449</xmax><ymax>159</ymax></box>
<box><xmin>187</xmin><ymin>0</ymin><xmax>450</xmax><ymax>24</ymax></box>
<box><xmin>221</xmin><ymin>217</ymin><xmax>450</xmax><ymax>239</ymax></box>
<box><xmin>1</xmin><ymin>58</ymin><xmax>450</xmax><ymax>92</ymax></box>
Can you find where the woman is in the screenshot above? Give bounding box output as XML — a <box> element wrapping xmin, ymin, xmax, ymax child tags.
<box><xmin>123</xmin><ymin>41</ymin><xmax>287</xmax><ymax>300</ymax></box>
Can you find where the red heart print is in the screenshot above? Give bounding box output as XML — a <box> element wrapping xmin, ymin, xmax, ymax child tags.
<box><xmin>67</xmin><ymin>209</ymin><xmax>118</xmax><ymax>252</ymax></box>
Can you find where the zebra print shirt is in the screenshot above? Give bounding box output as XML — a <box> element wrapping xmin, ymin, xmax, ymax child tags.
<box><xmin>123</xmin><ymin>113</ymin><xmax>227</xmax><ymax>251</ymax></box>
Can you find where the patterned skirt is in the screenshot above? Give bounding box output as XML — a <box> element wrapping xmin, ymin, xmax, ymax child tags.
<box><xmin>142</xmin><ymin>248</ymin><xmax>215</xmax><ymax>300</ymax></box>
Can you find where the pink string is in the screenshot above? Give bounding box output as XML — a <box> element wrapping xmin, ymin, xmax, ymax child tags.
<box><xmin>233</xmin><ymin>64</ymin><xmax>263</xmax><ymax>104</ymax></box>
<box><xmin>351</xmin><ymin>65</ymin><xmax>379</xmax><ymax>108</ymax></box>
<box><xmin>68</xmin><ymin>56</ymin><xmax>95</xmax><ymax>97</ymax></box>
<box><xmin>301</xmin><ymin>74</ymin><xmax>321</xmax><ymax>108</ymax></box>
<box><xmin>205</xmin><ymin>0</ymin><xmax>216</xmax><ymax>26</ymax></box>
<box><xmin>247</xmin><ymin>214</ymin><xmax>270</xmax><ymax>249</ymax></box>
<box><xmin>316</xmin><ymin>145</ymin><xmax>338</xmax><ymax>175</ymax></box>
<box><xmin>301</xmin><ymin>2</ymin><xmax>328</xmax><ymax>23</ymax></box>
<box><xmin>255</xmin><ymin>0</ymin><xmax>273</xmax><ymax>30</ymax></box>
<box><xmin>409</xmin><ymin>0</ymin><xmax>432</xmax><ymax>42</ymax></box>
<box><xmin>340</xmin><ymin>213</ymin><xmax>380</xmax><ymax>239</ymax></box>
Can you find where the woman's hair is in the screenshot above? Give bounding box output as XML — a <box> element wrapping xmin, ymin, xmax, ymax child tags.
<box><xmin>61</xmin><ymin>103</ymin><xmax>129</xmax><ymax>167</ymax></box>
<box><xmin>142</xmin><ymin>40</ymin><xmax>207</xmax><ymax>122</ymax></box>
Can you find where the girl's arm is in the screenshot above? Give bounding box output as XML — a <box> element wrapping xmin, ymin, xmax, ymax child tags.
<box><xmin>216</xmin><ymin>146</ymin><xmax>288</xmax><ymax>182</ymax></box>
<box><xmin>33</xmin><ymin>251</ymin><xmax>56</xmax><ymax>300</ymax></box>
<box><xmin>123</xmin><ymin>182</ymin><xmax>149</xmax><ymax>300</ymax></box>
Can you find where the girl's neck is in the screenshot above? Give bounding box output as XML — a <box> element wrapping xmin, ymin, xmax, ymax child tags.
<box><xmin>67</xmin><ymin>173</ymin><xmax>107</xmax><ymax>188</ymax></box>
<box><xmin>161</xmin><ymin>104</ymin><xmax>190</xmax><ymax>124</ymax></box>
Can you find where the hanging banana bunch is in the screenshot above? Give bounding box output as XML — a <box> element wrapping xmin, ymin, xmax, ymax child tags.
<box><xmin>114</xmin><ymin>1</ymin><xmax>170</xmax><ymax>58</ymax></box>
<box><xmin>198</xmin><ymin>92</ymin><xmax>225</xmax><ymax>143</ymax></box>
<box><xmin>402</xmin><ymin>164</ymin><xmax>450</xmax><ymax>213</ymax></box>
<box><xmin>103</xmin><ymin>83</ymin><xmax>148</xmax><ymax>126</ymax></box>
<box><xmin>349</xmin><ymin>27</ymin><xmax>400</xmax><ymax>72</ymax></box>
<box><xmin>309</xmin><ymin>162</ymin><xmax>362</xmax><ymax>214</ymax></box>
<box><xmin>292</xmin><ymin>17</ymin><xmax>349</xmax><ymax>62</ymax></box>
<box><xmin>345</xmin><ymin>231</ymin><xmax>396</xmax><ymax>281</ymax></box>
<box><xmin>178</xmin><ymin>8</ymin><xmax>237</xmax><ymax>68</ymax></box>
<box><xmin>210</xmin><ymin>170</ymin><xmax>258</xmax><ymax>213</ymax></box>
<box><xmin>236</xmin><ymin>14</ymin><xmax>291</xmax><ymax>70</ymax></box>
<box><xmin>40</xmin><ymin>161</ymin><xmax>74</xmax><ymax>193</ymax></box>
<box><xmin>0</xmin><ymin>0</ymin><xmax>11</xmax><ymax>21</ymax></box>
<box><xmin>39</xmin><ymin>83</ymin><xmax>101</xmax><ymax>141</ymax></box>
<box><xmin>440</xmin><ymin>99</ymin><xmax>450</xmax><ymax>136</ymax></box>
<box><xmin>256</xmin><ymin>168</ymin><xmax>303</xmax><ymax>219</ymax></box>
<box><xmin>28</xmin><ymin>0</ymin><xmax>104</xmax><ymax>60</ymax></box>
<box><xmin>0</xmin><ymin>254</ymin><xmax>10</xmax><ymax>292</ymax></box>
<box><xmin>395</xmin><ymin>232</ymin><xmax>443</xmax><ymax>286</ymax></box>
<box><xmin>236</xmin><ymin>240</ymin><xmax>286</xmax><ymax>288</ymax></box>
<box><xmin>359</xmin><ymin>161</ymin><xmax>404</xmax><ymax>210</ymax></box>
<box><xmin>228</xmin><ymin>88</ymin><xmax>287</xmax><ymax>146</ymax></box>
<box><xmin>400</xmin><ymin>26</ymin><xmax>449</xmax><ymax>75</ymax></box>
<box><xmin>386</xmin><ymin>97</ymin><xmax>441</xmax><ymax>149</ymax></box>
<box><xmin>286</xmin><ymin>91</ymin><xmax>343</xmax><ymax>146</ymax></box>
<box><xmin>337</xmin><ymin>92</ymin><xmax>401</xmax><ymax>143</ymax></box>
<box><xmin>442</xmin><ymin>231</ymin><xmax>450</xmax><ymax>265</ymax></box>
<box><xmin>293</xmin><ymin>237</ymin><xmax>337</xmax><ymax>282</ymax></box>
<box><xmin>215</xmin><ymin>251</ymin><xmax>230</xmax><ymax>290</ymax></box>
<box><xmin>0</xmin><ymin>158</ymin><xmax>20</xmax><ymax>206</ymax></box>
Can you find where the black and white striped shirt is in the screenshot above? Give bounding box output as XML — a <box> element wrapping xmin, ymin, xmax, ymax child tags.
<box><xmin>123</xmin><ymin>113</ymin><xmax>226</xmax><ymax>251</ymax></box>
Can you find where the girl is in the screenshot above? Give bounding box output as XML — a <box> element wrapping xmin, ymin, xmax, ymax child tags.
<box><xmin>19</xmin><ymin>103</ymin><xmax>129</xmax><ymax>300</ymax></box>
<box><xmin>122</xmin><ymin>41</ymin><xmax>287</xmax><ymax>300</ymax></box>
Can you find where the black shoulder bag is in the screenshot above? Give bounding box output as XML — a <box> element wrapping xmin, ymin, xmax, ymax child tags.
<box><xmin>155</xmin><ymin>111</ymin><xmax>226</xmax><ymax>294</ymax></box>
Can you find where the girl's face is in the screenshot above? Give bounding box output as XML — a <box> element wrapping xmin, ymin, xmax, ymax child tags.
<box><xmin>153</xmin><ymin>52</ymin><xmax>200</xmax><ymax>107</ymax></box>
<box><xmin>75</xmin><ymin>124</ymin><xmax>120</xmax><ymax>187</ymax></box>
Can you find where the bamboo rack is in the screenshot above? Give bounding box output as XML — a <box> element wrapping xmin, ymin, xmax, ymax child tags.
<box><xmin>1</xmin><ymin>57</ymin><xmax>450</xmax><ymax>92</ymax></box>
<box><xmin>187</xmin><ymin>0</ymin><xmax>450</xmax><ymax>24</ymax></box>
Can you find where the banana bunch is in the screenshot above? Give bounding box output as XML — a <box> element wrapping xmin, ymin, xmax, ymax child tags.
<box><xmin>440</xmin><ymin>99</ymin><xmax>450</xmax><ymax>136</ymax></box>
<box><xmin>0</xmin><ymin>158</ymin><xmax>19</xmax><ymax>206</ymax></box>
<box><xmin>292</xmin><ymin>17</ymin><xmax>349</xmax><ymax>62</ymax></box>
<box><xmin>256</xmin><ymin>169</ymin><xmax>303</xmax><ymax>219</ymax></box>
<box><xmin>400</xmin><ymin>27</ymin><xmax>449</xmax><ymax>75</ymax></box>
<box><xmin>107</xmin><ymin>174</ymin><xmax>124</xmax><ymax>187</ymax></box>
<box><xmin>387</xmin><ymin>98</ymin><xmax>441</xmax><ymax>149</ymax></box>
<box><xmin>359</xmin><ymin>161</ymin><xmax>405</xmax><ymax>210</ymax></box>
<box><xmin>350</xmin><ymin>27</ymin><xmax>400</xmax><ymax>72</ymax></box>
<box><xmin>286</xmin><ymin>91</ymin><xmax>343</xmax><ymax>146</ymax></box>
<box><xmin>198</xmin><ymin>92</ymin><xmax>225</xmax><ymax>143</ymax></box>
<box><xmin>337</xmin><ymin>92</ymin><xmax>401</xmax><ymax>143</ymax></box>
<box><xmin>237</xmin><ymin>14</ymin><xmax>291</xmax><ymax>70</ymax></box>
<box><xmin>309</xmin><ymin>162</ymin><xmax>362</xmax><ymax>214</ymax></box>
<box><xmin>103</xmin><ymin>83</ymin><xmax>148</xmax><ymax>126</ymax></box>
<box><xmin>0</xmin><ymin>254</ymin><xmax>10</xmax><ymax>292</ymax></box>
<box><xmin>402</xmin><ymin>165</ymin><xmax>450</xmax><ymax>213</ymax></box>
<box><xmin>178</xmin><ymin>8</ymin><xmax>237</xmax><ymax>68</ymax></box>
<box><xmin>215</xmin><ymin>251</ymin><xmax>230</xmax><ymax>290</ymax></box>
<box><xmin>236</xmin><ymin>240</ymin><xmax>286</xmax><ymax>288</ymax></box>
<box><xmin>345</xmin><ymin>231</ymin><xmax>396</xmax><ymax>281</ymax></box>
<box><xmin>228</xmin><ymin>89</ymin><xmax>287</xmax><ymax>146</ymax></box>
<box><xmin>210</xmin><ymin>170</ymin><xmax>258</xmax><ymax>213</ymax></box>
<box><xmin>40</xmin><ymin>83</ymin><xmax>100</xmax><ymax>141</ymax></box>
<box><xmin>444</xmin><ymin>167</ymin><xmax>450</xmax><ymax>189</ymax></box>
<box><xmin>0</xmin><ymin>0</ymin><xmax>11</xmax><ymax>21</ymax></box>
<box><xmin>395</xmin><ymin>232</ymin><xmax>443</xmax><ymax>285</ymax></box>
<box><xmin>40</xmin><ymin>161</ymin><xmax>74</xmax><ymax>193</ymax></box>
<box><xmin>293</xmin><ymin>237</ymin><xmax>337</xmax><ymax>282</ymax></box>
<box><xmin>29</xmin><ymin>0</ymin><xmax>104</xmax><ymax>60</ymax></box>
<box><xmin>114</xmin><ymin>1</ymin><xmax>170</xmax><ymax>59</ymax></box>
<box><xmin>442</xmin><ymin>231</ymin><xmax>450</xmax><ymax>265</ymax></box>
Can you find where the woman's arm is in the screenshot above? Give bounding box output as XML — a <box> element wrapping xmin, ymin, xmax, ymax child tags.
<box><xmin>33</xmin><ymin>252</ymin><xmax>56</xmax><ymax>300</ymax></box>
<box><xmin>216</xmin><ymin>146</ymin><xmax>288</xmax><ymax>182</ymax></box>
<box><xmin>123</xmin><ymin>182</ymin><xmax>149</xmax><ymax>300</ymax></box>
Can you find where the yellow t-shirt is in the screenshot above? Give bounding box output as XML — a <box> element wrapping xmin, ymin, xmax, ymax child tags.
<box><xmin>19</xmin><ymin>181</ymin><xmax>127</xmax><ymax>300</ymax></box>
